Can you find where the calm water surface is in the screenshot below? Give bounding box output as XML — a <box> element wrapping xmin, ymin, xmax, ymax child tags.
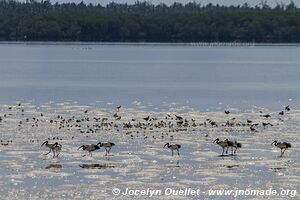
<box><xmin>0</xmin><ymin>43</ymin><xmax>300</xmax><ymax>199</ymax></box>
<box><xmin>0</xmin><ymin>43</ymin><xmax>299</xmax><ymax>110</ymax></box>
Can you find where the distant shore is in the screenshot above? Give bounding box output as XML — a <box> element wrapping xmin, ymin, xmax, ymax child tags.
<box><xmin>0</xmin><ymin>41</ymin><xmax>300</xmax><ymax>46</ymax></box>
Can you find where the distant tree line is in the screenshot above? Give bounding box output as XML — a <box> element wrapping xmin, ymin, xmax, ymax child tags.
<box><xmin>0</xmin><ymin>0</ymin><xmax>300</xmax><ymax>42</ymax></box>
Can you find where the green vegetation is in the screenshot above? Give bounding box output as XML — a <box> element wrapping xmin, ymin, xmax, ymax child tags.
<box><xmin>0</xmin><ymin>0</ymin><xmax>300</xmax><ymax>42</ymax></box>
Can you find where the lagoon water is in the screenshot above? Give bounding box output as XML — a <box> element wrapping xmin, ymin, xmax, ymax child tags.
<box><xmin>0</xmin><ymin>43</ymin><xmax>299</xmax><ymax>109</ymax></box>
<box><xmin>0</xmin><ymin>43</ymin><xmax>299</xmax><ymax>200</ymax></box>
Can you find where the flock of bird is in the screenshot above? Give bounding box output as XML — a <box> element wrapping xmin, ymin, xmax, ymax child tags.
<box><xmin>213</xmin><ymin>138</ymin><xmax>292</xmax><ymax>157</ymax></box>
<box><xmin>0</xmin><ymin>103</ymin><xmax>294</xmax><ymax>159</ymax></box>
<box><xmin>40</xmin><ymin>138</ymin><xmax>291</xmax><ymax>159</ymax></box>
<box><xmin>41</xmin><ymin>140</ymin><xmax>115</xmax><ymax>158</ymax></box>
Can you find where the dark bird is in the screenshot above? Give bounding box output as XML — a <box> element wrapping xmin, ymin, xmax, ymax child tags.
<box><xmin>41</xmin><ymin>141</ymin><xmax>62</xmax><ymax>158</ymax></box>
<box><xmin>210</xmin><ymin>121</ymin><xmax>217</xmax><ymax>127</ymax></box>
<box><xmin>262</xmin><ymin>122</ymin><xmax>273</xmax><ymax>127</ymax></box>
<box><xmin>177</xmin><ymin>121</ymin><xmax>184</xmax><ymax>125</ymax></box>
<box><xmin>1</xmin><ymin>140</ymin><xmax>12</xmax><ymax>146</ymax></box>
<box><xmin>78</xmin><ymin>143</ymin><xmax>101</xmax><ymax>157</ymax></box>
<box><xmin>224</xmin><ymin>110</ymin><xmax>230</xmax><ymax>115</ymax></box>
<box><xmin>247</xmin><ymin>119</ymin><xmax>252</xmax><ymax>124</ymax></box>
<box><xmin>116</xmin><ymin>116</ymin><xmax>121</xmax><ymax>120</ymax></box>
<box><xmin>285</xmin><ymin>105</ymin><xmax>290</xmax><ymax>111</ymax></box>
<box><xmin>271</xmin><ymin>141</ymin><xmax>291</xmax><ymax>156</ymax></box>
<box><xmin>250</xmin><ymin>126</ymin><xmax>258</xmax><ymax>132</ymax></box>
<box><xmin>143</xmin><ymin>116</ymin><xmax>150</xmax><ymax>121</ymax></box>
<box><xmin>279</xmin><ymin>111</ymin><xmax>284</xmax><ymax>115</ymax></box>
<box><xmin>163</xmin><ymin>143</ymin><xmax>181</xmax><ymax>156</ymax></box>
<box><xmin>262</xmin><ymin>114</ymin><xmax>271</xmax><ymax>118</ymax></box>
<box><xmin>98</xmin><ymin>142</ymin><xmax>115</xmax><ymax>156</ymax></box>
<box><xmin>116</xmin><ymin>105</ymin><xmax>121</xmax><ymax>110</ymax></box>
<box><xmin>175</xmin><ymin>115</ymin><xmax>183</xmax><ymax>120</ymax></box>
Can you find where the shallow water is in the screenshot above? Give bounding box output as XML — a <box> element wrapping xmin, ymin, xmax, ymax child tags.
<box><xmin>0</xmin><ymin>102</ymin><xmax>299</xmax><ymax>199</ymax></box>
<box><xmin>0</xmin><ymin>43</ymin><xmax>299</xmax><ymax>199</ymax></box>
<box><xmin>0</xmin><ymin>43</ymin><xmax>300</xmax><ymax>110</ymax></box>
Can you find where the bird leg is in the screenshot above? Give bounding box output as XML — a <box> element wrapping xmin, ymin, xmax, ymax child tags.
<box><xmin>55</xmin><ymin>150</ymin><xmax>61</xmax><ymax>157</ymax></box>
<box><xmin>171</xmin><ymin>150</ymin><xmax>174</xmax><ymax>156</ymax></box>
<box><xmin>177</xmin><ymin>149</ymin><xmax>180</xmax><ymax>156</ymax></box>
<box><xmin>234</xmin><ymin>148</ymin><xmax>237</xmax><ymax>155</ymax></box>
<box><xmin>222</xmin><ymin>148</ymin><xmax>225</xmax><ymax>155</ymax></box>
<box><xmin>279</xmin><ymin>149</ymin><xmax>284</xmax><ymax>157</ymax></box>
<box><xmin>107</xmin><ymin>147</ymin><xmax>111</xmax><ymax>154</ymax></box>
<box><xmin>281</xmin><ymin>148</ymin><xmax>286</xmax><ymax>156</ymax></box>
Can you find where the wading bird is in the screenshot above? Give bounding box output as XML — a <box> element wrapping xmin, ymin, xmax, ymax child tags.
<box><xmin>163</xmin><ymin>143</ymin><xmax>181</xmax><ymax>156</ymax></box>
<box><xmin>231</xmin><ymin>141</ymin><xmax>242</xmax><ymax>155</ymax></box>
<box><xmin>225</xmin><ymin>139</ymin><xmax>234</xmax><ymax>154</ymax></box>
<box><xmin>271</xmin><ymin>141</ymin><xmax>291</xmax><ymax>156</ymax></box>
<box><xmin>41</xmin><ymin>141</ymin><xmax>62</xmax><ymax>158</ymax></box>
<box><xmin>78</xmin><ymin>143</ymin><xmax>101</xmax><ymax>157</ymax></box>
<box><xmin>214</xmin><ymin>138</ymin><xmax>232</xmax><ymax>155</ymax></box>
<box><xmin>98</xmin><ymin>142</ymin><xmax>115</xmax><ymax>156</ymax></box>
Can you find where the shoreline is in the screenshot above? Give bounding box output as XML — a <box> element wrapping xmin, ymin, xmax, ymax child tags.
<box><xmin>0</xmin><ymin>41</ymin><xmax>300</xmax><ymax>46</ymax></box>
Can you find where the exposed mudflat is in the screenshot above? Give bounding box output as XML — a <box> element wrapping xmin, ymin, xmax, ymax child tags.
<box><xmin>0</xmin><ymin>102</ymin><xmax>299</xmax><ymax>199</ymax></box>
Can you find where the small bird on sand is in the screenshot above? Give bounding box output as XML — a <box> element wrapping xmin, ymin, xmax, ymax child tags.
<box><xmin>224</xmin><ymin>110</ymin><xmax>230</xmax><ymax>114</ymax></box>
<box><xmin>285</xmin><ymin>105</ymin><xmax>290</xmax><ymax>111</ymax></box>
<box><xmin>262</xmin><ymin>114</ymin><xmax>271</xmax><ymax>118</ymax></box>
